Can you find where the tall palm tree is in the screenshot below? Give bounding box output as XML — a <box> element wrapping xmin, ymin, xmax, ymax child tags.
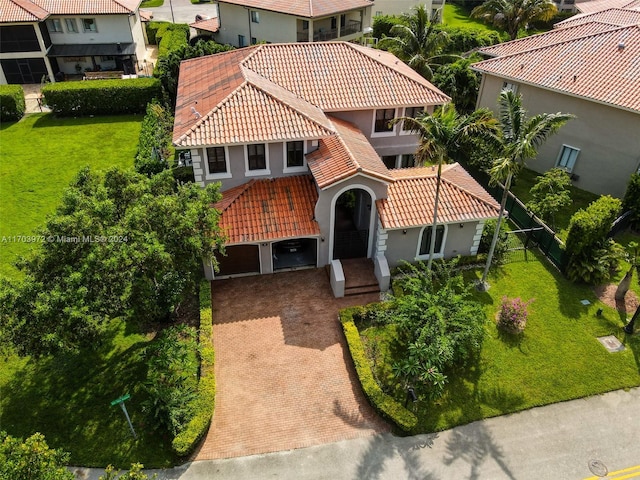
<box><xmin>400</xmin><ymin>104</ymin><xmax>499</xmax><ymax>270</ymax></box>
<box><xmin>479</xmin><ymin>90</ymin><xmax>574</xmax><ymax>287</ymax></box>
<box><xmin>380</xmin><ymin>5</ymin><xmax>456</xmax><ymax>80</ymax></box>
<box><xmin>472</xmin><ymin>0</ymin><xmax>557</xmax><ymax>40</ymax></box>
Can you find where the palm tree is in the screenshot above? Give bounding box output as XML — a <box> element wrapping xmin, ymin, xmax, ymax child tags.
<box><xmin>400</xmin><ymin>104</ymin><xmax>499</xmax><ymax>270</ymax></box>
<box><xmin>380</xmin><ymin>5</ymin><xmax>456</xmax><ymax>80</ymax></box>
<box><xmin>479</xmin><ymin>90</ymin><xmax>574</xmax><ymax>288</ymax></box>
<box><xmin>471</xmin><ymin>0</ymin><xmax>557</xmax><ymax>40</ymax></box>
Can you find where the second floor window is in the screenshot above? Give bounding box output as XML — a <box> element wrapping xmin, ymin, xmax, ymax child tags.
<box><xmin>48</xmin><ymin>19</ymin><xmax>63</xmax><ymax>33</ymax></box>
<box><xmin>206</xmin><ymin>147</ymin><xmax>227</xmax><ymax>174</ymax></box>
<box><xmin>374</xmin><ymin>108</ymin><xmax>395</xmax><ymax>133</ymax></box>
<box><xmin>556</xmin><ymin>145</ymin><xmax>579</xmax><ymax>172</ymax></box>
<box><xmin>65</xmin><ymin>18</ymin><xmax>78</xmax><ymax>33</ymax></box>
<box><xmin>251</xmin><ymin>11</ymin><xmax>260</xmax><ymax>23</ymax></box>
<box><xmin>82</xmin><ymin>18</ymin><xmax>97</xmax><ymax>32</ymax></box>
<box><xmin>238</xmin><ymin>35</ymin><xmax>246</xmax><ymax>47</ymax></box>
<box><xmin>286</xmin><ymin>141</ymin><xmax>304</xmax><ymax>168</ymax></box>
<box><xmin>403</xmin><ymin>106</ymin><xmax>424</xmax><ymax>131</ymax></box>
<box><xmin>247</xmin><ymin>143</ymin><xmax>266</xmax><ymax>170</ymax></box>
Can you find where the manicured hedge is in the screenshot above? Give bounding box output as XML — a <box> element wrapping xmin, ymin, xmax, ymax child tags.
<box><xmin>172</xmin><ymin>284</ymin><xmax>216</xmax><ymax>456</ymax></box>
<box><xmin>146</xmin><ymin>21</ymin><xmax>169</xmax><ymax>45</ymax></box>
<box><xmin>0</xmin><ymin>85</ymin><xmax>26</xmax><ymax>122</ymax></box>
<box><xmin>41</xmin><ymin>78</ymin><xmax>161</xmax><ymax>116</ymax></box>
<box><xmin>157</xmin><ymin>24</ymin><xmax>190</xmax><ymax>57</ymax></box>
<box><xmin>340</xmin><ymin>307</ymin><xmax>417</xmax><ymax>432</ymax></box>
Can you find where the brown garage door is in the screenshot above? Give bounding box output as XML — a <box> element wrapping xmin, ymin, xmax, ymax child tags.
<box><xmin>216</xmin><ymin>245</ymin><xmax>260</xmax><ymax>276</ymax></box>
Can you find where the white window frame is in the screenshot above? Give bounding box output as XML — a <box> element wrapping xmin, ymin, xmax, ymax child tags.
<box><xmin>400</xmin><ymin>106</ymin><xmax>425</xmax><ymax>135</ymax></box>
<box><xmin>251</xmin><ymin>10</ymin><xmax>260</xmax><ymax>23</ymax></box>
<box><xmin>502</xmin><ymin>81</ymin><xmax>518</xmax><ymax>94</ymax></box>
<box><xmin>555</xmin><ymin>144</ymin><xmax>580</xmax><ymax>173</ymax></box>
<box><xmin>48</xmin><ymin>18</ymin><xmax>63</xmax><ymax>33</ymax></box>
<box><xmin>415</xmin><ymin>224</ymin><xmax>448</xmax><ymax>260</ymax></box>
<box><xmin>245</xmin><ymin>143</ymin><xmax>271</xmax><ymax>177</ymax></box>
<box><xmin>371</xmin><ymin>108</ymin><xmax>398</xmax><ymax>138</ymax></box>
<box><xmin>205</xmin><ymin>146</ymin><xmax>232</xmax><ymax>180</ymax></box>
<box><xmin>82</xmin><ymin>18</ymin><xmax>97</xmax><ymax>33</ymax></box>
<box><xmin>65</xmin><ymin>18</ymin><xmax>79</xmax><ymax>33</ymax></box>
<box><xmin>283</xmin><ymin>140</ymin><xmax>308</xmax><ymax>173</ymax></box>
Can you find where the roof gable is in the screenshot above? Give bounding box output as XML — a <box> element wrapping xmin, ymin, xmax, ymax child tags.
<box><xmin>0</xmin><ymin>0</ymin><xmax>48</xmax><ymax>22</ymax></box>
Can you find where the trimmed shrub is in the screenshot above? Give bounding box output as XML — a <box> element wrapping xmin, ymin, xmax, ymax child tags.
<box><xmin>146</xmin><ymin>21</ymin><xmax>169</xmax><ymax>45</ymax></box>
<box><xmin>340</xmin><ymin>307</ymin><xmax>417</xmax><ymax>432</ymax></box>
<box><xmin>157</xmin><ymin>24</ymin><xmax>190</xmax><ymax>57</ymax></box>
<box><xmin>171</xmin><ymin>283</ymin><xmax>216</xmax><ymax>457</ymax></box>
<box><xmin>42</xmin><ymin>78</ymin><xmax>161</xmax><ymax>116</ymax></box>
<box><xmin>565</xmin><ymin>195</ymin><xmax>623</xmax><ymax>283</ymax></box>
<box><xmin>497</xmin><ymin>297</ymin><xmax>532</xmax><ymax>334</ymax></box>
<box><xmin>135</xmin><ymin>101</ymin><xmax>174</xmax><ymax>176</ymax></box>
<box><xmin>0</xmin><ymin>85</ymin><xmax>26</xmax><ymax>122</ymax></box>
<box><xmin>622</xmin><ymin>173</ymin><xmax>640</xmax><ymax>230</ymax></box>
<box><xmin>438</xmin><ymin>25</ymin><xmax>503</xmax><ymax>54</ymax></box>
<box><xmin>372</xmin><ymin>14</ymin><xmax>404</xmax><ymax>39</ymax></box>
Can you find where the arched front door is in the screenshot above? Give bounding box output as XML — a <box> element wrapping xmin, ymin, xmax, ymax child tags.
<box><xmin>332</xmin><ymin>188</ymin><xmax>372</xmax><ymax>259</ymax></box>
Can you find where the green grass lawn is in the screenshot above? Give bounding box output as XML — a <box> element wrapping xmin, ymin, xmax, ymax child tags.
<box><xmin>140</xmin><ymin>0</ymin><xmax>163</xmax><ymax>7</ymax></box>
<box><xmin>509</xmin><ymin>168</ymin><xmax>601</xmax><ymax>240</ymax></box>
<box><xmin>442</xmin><ymin>3</ymin><xmax>503</xmax><ymax>34</ymax></box>
<box><xmin>360</xmin><ymin>246</ymin><xmax>640</xmax><ymax>434</ymax></box>
<box><xmin>0</xmin><ymin>113</ymin><xmax>141</xmax><ymax>278</ymax></box>
<box><xmin>0</xmin><ymin>113</ymin><xmax>178</xmax><ymax>467</ymax></box>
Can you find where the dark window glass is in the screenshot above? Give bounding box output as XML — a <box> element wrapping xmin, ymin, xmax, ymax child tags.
<box><xmin>403</xmin><ymin>106</ymin><xmax>424</xmax><ymax>131</ymax></box>
<box><xmin>400</xmin><ymin>154</ymin><xmax>416</xmax><ymax>168</ymax></box>
<box><xmin>0</xmin><ymin>26</ymin><xmax>40</xmax><ymax>53</ymax></box>
<box><xmin>247</xmin><ymin>144</ymin><xmax>266</xmax><ymax>170</ymax></box>
<box><xmin>206</xmin><ymin>147</ymin><xmax>226</xmax><ymax>174</ymax></box>
<box><xmin>331</xmin><ymin>17</ymin><xmax>337</xmax><ymax>29</ymax></box>
<box><xmin>374</xmin><ymin>109</ymin><xmax>395</xmax><ymax>132</ymax></box>
<box><xmin>382</xmin><ymin>155</ymin><xmax>397</xmax><ymax>169</ymax></box>
<box><xmin>287</xmin><ymin>141</ymin><xmax>304</xmax><ymax>168</ymax></box>
<box><xmin>419</xmin><ymin>225</ymin><xmax>445</xmax><ymax>255</ymax></box>
<box><xmin>1</xmin><ymin>58</ymin><xmax>48</xmax><ymax>84</ymax></box>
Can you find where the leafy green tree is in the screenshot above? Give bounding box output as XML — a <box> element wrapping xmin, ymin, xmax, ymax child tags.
<box><xmin>100</xmin><ymin>463</ymin><xmax>157</xmax><ymax>480</ymax></box>
<box><xmin>399</xmin><ymin>104</ymin><xmax>498</xmax><ymax>270</ymax></box>
<box><xmin>389</xmin><ymin>260</ymin><xmax>486</xmax><ymax>399</ymax></box>
<box><xmin>472</xmin><ymin>0</ymin><xmax>557</xmax><ymax>40</ymax></box>
<box><xmin>480</xmin><ymin>90</ymin><xmax>573</xmax><ymax>287</ymax></box>
<box><xmin>616</xmin><ymin>242</ymin><xmax>639</xmax><ymax>301</ymax></box>
<box><xmin>372</xmin><ymin>13</ymin><xmax>404</xmax><ymax>39</ymax></box>
<box><xmin>379</xmin><ymin>5</ymin><xmax>456</xmax><ymax>80</ymax></box>
<box><xmin>135</xmin><ymin>101</ymin><xmax>174</xmax><ymax>176</ymax></box>
<box><xmin>622</xmin><ymin>173</ymin><xmax>640</xmax><ymax>230</ymax></box>
<box><xmin>432</xmin><ymin>58</ymin><xmax>481</xmax><ymax>113</ymax></box>
<box><xmin>0</xmin><ymin>168</ymin><xmax>224</xmax><ymax>357</ymax></box>
<box><xmin>0</xmin><ymin>431</ymin><xmax>74</xmax><ymax>480</ymax></box>
<box><xmin>526</xmin><ymin>168</ymin><xmax>572</xmax><ymax>229</ymax></box>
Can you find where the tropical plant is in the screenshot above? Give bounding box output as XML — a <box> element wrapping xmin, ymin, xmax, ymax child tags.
<box><xmin>480</xmin><ymin>90</ymin><xmax>574</xmax><ymax>287</ymax></box>
<box><xmin>0</xmin><ymin>431</ymin><xmax>74</xmax><ymax>480</ymax></box>
<box><xmin>526</xmin><ymin>168</ymin><xmax>572</xmax><ymax>229</ymax></box>
<box><xmin>471</xmin><ymin>0</ymin><xmax>558</xmax><ymax>40</ymax></box>
<box><xmin>399</xmin><ymin>103</ymin><xmax>498</xmax><ymax>270</ymax></box>
<box><xmin>622</xmin><ymin>173</ymin><xmax>640</xmax><ymax>230</ymax></box>
<box><xmin>432</xmin><ymin>58</ymin><xmax>481</xmax><ymax>113</ymax></box>
<box><xmin>100</xmin><ymin>464</ymin><xmax>157</xmax><ymax>480</ymax></box>
<box><xmin>379</xmin><ymin>4</ymin><xmax>457</xmax><ymax>80</ymax></box>
<box><xmin>615</xmin><ymin>241</ymin><xmax>638</xmax><ymax>301</ymax></box>
<box><xmin>135</xmin><ymin>101</ymin><xmax>174</xmax><ymax>176</ymax></box>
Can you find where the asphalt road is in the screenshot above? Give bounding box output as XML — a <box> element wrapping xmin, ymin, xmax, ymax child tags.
<box><xmin>72</xmin><ymin>386</ymin><xmax>640</xmax><ymax>479</ymax></box>
<box><xmin>142</xmin><ymin>0</ymin><xmax>218</xmax><ymax>25</ymax></box>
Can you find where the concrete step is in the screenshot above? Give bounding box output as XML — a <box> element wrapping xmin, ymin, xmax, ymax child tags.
<box><xmin>345</xmin><ymin>284</ymin><xmax>380</xmax><ymax>296</ymax></box>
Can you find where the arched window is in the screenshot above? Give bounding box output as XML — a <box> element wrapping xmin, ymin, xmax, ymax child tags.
<box><xmin>418</xmin><ymin>225</ymin><xmax>446</xmax><ymax>258</ymax></box>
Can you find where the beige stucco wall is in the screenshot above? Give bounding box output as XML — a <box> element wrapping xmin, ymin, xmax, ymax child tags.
<box><xmin>216</xmin><ymin>3</ymin><xmax>297</xmax><ymax>46</ymax></box>
<box><xmin>477</xmin><ymin>74</ymin><xmax>640</xmax><ymax>198</ymax></box>
<box><xmin>372</xmin><ymin>0</ymin><xmax>432</xmax><ymax>16</ymax></box>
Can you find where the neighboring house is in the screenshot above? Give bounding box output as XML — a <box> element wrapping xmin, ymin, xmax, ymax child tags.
<box><xmin>372</xmin><ymin>0</ymin><xmax>445</xmax><ymax>19</ymax></box>
<box><xmin>213</xmin><ymin>0</ymin><xmax>373</xmax><ymax>46</ymax></box>
<box><xmin>473</xmin><ymin>17</ymin><xmax>640</xmax><ymax>198</ymax></box>
<box><xmin>575</xmin><ymin>0</ymin><xmax>640</xmax><ymax>14</ymax></box>
<box><xmin>172</xmin><ymin>42</ymin><xmax>500</xmax><ymax>289</ymax></box>
<box><xmin>0</xmin><ymin>0</ymin><xmax>146</xmax><ymax>84</ymax></box>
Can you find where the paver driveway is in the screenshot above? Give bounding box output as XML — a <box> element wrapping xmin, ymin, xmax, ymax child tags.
<box><xmin>194</xmin><ymin>268</ymin><xmax>390</xmax><ymax>460</ymax></box>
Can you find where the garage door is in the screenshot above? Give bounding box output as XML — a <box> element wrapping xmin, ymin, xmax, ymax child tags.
<box><xmin>216</xmin><ymin>245</ymin><xmax>260</xmax><ymax>276</ymax></box>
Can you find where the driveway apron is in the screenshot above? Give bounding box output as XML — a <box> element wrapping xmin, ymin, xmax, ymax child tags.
<box><xmin>194</xmin><ymin>268</ymin><xmax>390</xmax><ymax>460</ymax></box>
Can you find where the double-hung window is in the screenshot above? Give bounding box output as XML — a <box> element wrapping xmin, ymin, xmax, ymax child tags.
<box><xmin>251</xmin><ymin>11</ymin><xmax>260</xmax><ymax>23</ymax></box>
<box><xmin>48</xmin><ymin>19</ymin><xmax>63</xmax><ymax>33</ymax></box>
<box><xmin>82</xmin><ymin>18</ymin><xmax>97</xmax><ymax>32</ymax></box>
<box><xmin>286</xmin><ymin>141</ymin><xmax>304</xmax><ymax>169</ymax></box>
<box><xmin>556</xmin><ymin>145</ymin><xmax>579</xmax><ymax>172</ymax></box>
<box><xmin>206</xmin><ymin>147</ymin><xmax>228</xmax><ymax>176</ymax></box>
<box><xmin>400</xmin><ymin>154</ymin><xmax>416</xmax><ymax>168</ymax></box>
<box><xmin>382</xmin><ymin>155</ymin><xmax>397</xmax><ymax>169</ymax></box>
<box><xmin>247</xmin><ymin>143</ymin><xmax>268</xmax><ymax>173</ymax></box>
<box><xmin>374</xmin><ymin>108</ymin><xmax>396</xmax><ymax>134</ymax></box>
<box><xmin>418</xmin><ymin>225</ymin><xmax>445</xmax><ymax>257</ymax></box>
<box><xmin>65</xmin><ymin>18</ymin><xmax>79</xmax><ymax>33</ymax></box>
<box><xmin>402</xmin><ymin>106</ymin><xmax>424</xmax><ymax>132</ymax></box>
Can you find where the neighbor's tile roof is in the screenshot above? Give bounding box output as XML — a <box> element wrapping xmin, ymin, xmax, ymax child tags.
<box><xmin>576</xmin><ymin>0</ymin><xmax>640</xmax><ymax>14</ymax></box>
<box><xmin>306</xmin><ymin>116</ymin><xmax>394</xmax><ymax>189</ymax></box>
<box><xmin>174</xmin><ymin>42</ymin><xmax>449</xmax><ymax>147</ymax></box>
<box><xmin>478</xmin><ymin>21</ymin><xmax>616</xmax><ymax>57</ymax></box>
<box><xmin>553</xmin><ymin>7</ymin><xmax>640</xmax><ymax>27</ymax></box>
<box><xmin>139</xmin><ymin>8</ymin><xmax>152</xmax><ymax>21</ymax></box>
<box><xmin>32</xmin><ymin>0</ymin><xmax>140</xmax><ymax>14</ymax></box>
<box><xmin>214</xmin><ymin>175</ymin><xmax>320</xmax><ymax>244</ymax></box>
<box><xmin>215</xmin><ymin>0</ymin><xmax>372</xmax><ymax>18</ymax></box>
<box><xmin>0</xmin><ymin>0</ymin><xmax>48</xmax><ymax>22</ymax></box>
<box><xmin>189</xmin><ymin>16</ymin><xmax>219</xmax><ymax>32</ymax></box>
<box><xmin>472</xmin><ymin>25</ymin><xmax>640</xmax><ymax>114</ymax></box>
<box><xmin>376</xmin><ymin>164</ymin><xmax>500</xmax><ymax>229</ymax></box>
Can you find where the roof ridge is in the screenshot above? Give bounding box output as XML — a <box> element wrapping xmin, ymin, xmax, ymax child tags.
<box><xmin>111</xmin><ymin>0</ymin><xmax>138</xmax><ymax>13</ymax></box>
<box><xmin>439</xmin><ymin>170</ymin><xmax>499</xmax><ymax>211</ymax></box>
<box><xmin>218</xmin><ymin>179</ymin><xmax>256</xmax><ymax>213</ymax></box>
<box><xmin>556</xmin><ymin>7</ymin><xmax>640</xmax><ymax>26</ymax></box>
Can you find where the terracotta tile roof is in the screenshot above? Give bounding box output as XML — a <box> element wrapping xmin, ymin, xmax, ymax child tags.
<box><xmin>576</xmin><ymin>0</ymin><xmax>640</xmax><ymax>14</ymax></box>
<box><xmin>139</xmin><ymin>8</ymin><xmax>152</xmax><ymax>21</ymax></box>
<box><xmin>376</xmin><ymin>163</ymin><xmax>500</xmax><ymax>229</ymax></box>
<box><xmin>478</xmin><ymin>22</ymin><xmax>616</xmax><ymax>57</ymax></box>
<box><xmin>553</xmin><ymin>7</ymin><xmax>640</xmax><ymax>27</ymax></box>
<box><xmin>30</xmin><ymin>0</ymin><xmax>140</xmax><ymax>14</ymax></box>
<box><xmin>0</xmin><ymin>0</ymin><xmax>48</xmax><ymax>22</ymax></box>
<box><xmin>189</xmin><ymin>16</ymin><xmax>219</xmax><ymax>32</ymax></box>
<box><xmin>214</xmin><ymin>176</ymin><xmax>321</xmax><ymax>244</ymax></box>
<box><xmin>174</xmin><ymin>42</ymin><xmax>449</xmax><ymax>147</ymax></box>
<box><xmin>472</xmin><ymin>25</ymin><xmax>640</xmax><ymax>113</ymax></box>
<box><xmin>306</xmin><ymin>116</ymin><xmax>394</xmax><ymax>188</ymax></box>
<box><xmin>216</xmin><ymin>0</ymin><xmax>372</xmax><ymax>18</ymax></box>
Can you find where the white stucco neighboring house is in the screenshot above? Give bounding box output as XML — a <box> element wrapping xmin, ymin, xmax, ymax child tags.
<box><xmin>371</xmin><ymin>0</ymin><xmax>445</xmax><ymax>19</ymax></box>
<box><xmin>172</xmin><ymin>42</ymin><xmax>500</xmax><ymax>288</ymax></box>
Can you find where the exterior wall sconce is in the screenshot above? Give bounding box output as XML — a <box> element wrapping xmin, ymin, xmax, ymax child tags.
<box><xmin>459</xmin><ymin>223</ymin><xmax>464</xmax><ymax>228</ymax></box>
<box><xmin>402</xmin><ymin>229</ymin><xmax>407</xmax><ymax>234</ymax></box>
<box><xmin>261</xmin><ymin>243</ymin><xmax>268</xmax><ymax>247</ymax></box>
<box><xmin>321</xmin><ymin>237</ymin><xmax>325</xmax><ymax>242</ymax></box>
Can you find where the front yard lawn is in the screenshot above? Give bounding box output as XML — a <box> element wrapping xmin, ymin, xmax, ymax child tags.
<box><xmin>359</xmin><ymin>248</ymin><xmax>640</xmax><ymax>434</ymax></box>
<box><xmin>442</xmin><ymin>3</ymin><xmax>504</xmax><ymax>34</ymax></box>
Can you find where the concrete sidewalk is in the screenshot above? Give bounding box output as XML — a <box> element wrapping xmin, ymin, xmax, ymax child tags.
<box><xmin>71</xmin><ymin>386</ymin><xmax>640</xmax><ymax>480</ymax></box>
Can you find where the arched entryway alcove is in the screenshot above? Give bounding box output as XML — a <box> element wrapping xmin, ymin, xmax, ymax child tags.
<box><xmin>331</xmin><ymin>188</ymin><xmax>373</xmax><ymax>260</ymax></box>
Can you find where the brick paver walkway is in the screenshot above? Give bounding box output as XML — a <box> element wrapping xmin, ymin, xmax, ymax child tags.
<box><xmin>194</xmin><ymin>268</ymin><xmax>390</xmax><ymax>460</ymax></box>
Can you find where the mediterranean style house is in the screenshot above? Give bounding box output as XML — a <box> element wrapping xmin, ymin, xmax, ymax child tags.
<box><xmin>372</xmin><ymin>0</ymin><xmax>445</xmax><ymax>18</ymax></box>
<box><xmin>213</xmin><ymin>0</ymin><xmax>373</xmax><ymax>46</ymax></box>
<box><xmin>473</xmin><ymin>12</ymin><xmax>640</xmax><ymax>198</ymax></box>
<box><xmin>0</xmin><ymin>0</ymin><xmax>146</xmax><ymax>84</ymax></box>
<box><xmin>172</xmin><ymin>42</ymin><xmax>500</xmax><ymax>292</ymax></box>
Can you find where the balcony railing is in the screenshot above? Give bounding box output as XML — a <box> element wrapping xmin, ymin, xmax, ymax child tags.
<box><xmin>297</xmin><ymin>20</ymin><xmax>362</xmax><ymax>42</ymax></box>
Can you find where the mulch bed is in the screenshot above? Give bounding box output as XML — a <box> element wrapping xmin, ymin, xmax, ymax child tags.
<box><xmin>594</xmin><ymin>283</ymin><xmax>639</xmax><ymax>315</ymax></box>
